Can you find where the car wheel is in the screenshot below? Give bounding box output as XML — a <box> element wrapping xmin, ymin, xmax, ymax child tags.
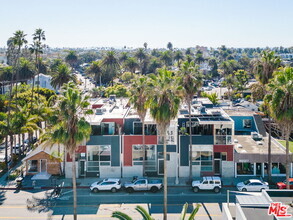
<box><xmin>126</xmin><ymin>187</ymin><xmax>134</xmax><ymax>193</ymax></box>
<box><xmin>242</xmin><ymin>188</ymin><xmax>247</xmax><ymax>192</ymax></box>
<box><xmin>214</xmin><ymin>187</ymin><xmax>220</xmax><ymax>193</ymax></box>
<box><xmin>111</xmin><ymin>188</ymin><xmax>117</xmax><ymax>193</ymax></box>
<box><xmin>92</xmin><ymin>188</ymin><xmax>99</xmax><ymax>193</ymax></box>
<box><xmin>193</xmin><ymin>187</ymin><xmax>199</xmax><ymax>193</ymax></box>
<box><xmin>150</xmin><ymin>186</ymin><xmax>158</xmax><ymax>193</ymax></box>
<box><xmin>260</xmin><ymin>188</ymin><xmax>265</xmax><ymax>192</ymax></box>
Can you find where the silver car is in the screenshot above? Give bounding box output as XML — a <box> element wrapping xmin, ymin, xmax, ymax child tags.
<box><xmin>90</xmin><ymin>178</ymin><xmax>122</xmax><ymax>193</ymax></box>
<box><xmin>237</xmin><ymin>179</ymin><xmax>269</xmax><ymax>192</ymax></box>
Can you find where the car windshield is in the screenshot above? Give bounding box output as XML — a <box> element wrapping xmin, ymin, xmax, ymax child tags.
<box><xmin>243</xmin><ymin>180</ymin><xmax>250</xmax><ymax>185</ymax></box>
<box><xmin>97</xmin><ymin>181</ymin><xmax>102</xmax><ymax>185</ymax></box>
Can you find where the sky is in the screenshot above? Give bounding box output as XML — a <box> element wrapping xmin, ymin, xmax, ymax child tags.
<box><xmin>0</xmin><ymin>0</ymin><xmax>292</xmax><ymax>49</ymax></box>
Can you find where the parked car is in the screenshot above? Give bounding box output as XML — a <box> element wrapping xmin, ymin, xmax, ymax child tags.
<box><xmin>237</xmin><ymin>179</ymin><xmax>269</xmax><ymax>192</ymax></box>
<box><xmin>192</xmin><ymin>176</ymin><xmax>222</xmax><ymax>193</ymax></box>
<box><xmin>124</xmin><ymin>178</ymin><xmax>163</xmax><ymax>193</ymax></box>
<box><xmin>90</xmin><ymin>178</ymin><xmax>122</xmax><ymax>193</ymax></box>
<box><xmin>276</xmin><ymin>178</ymin><xmax>293</xmax><ymax>189</ymax></box>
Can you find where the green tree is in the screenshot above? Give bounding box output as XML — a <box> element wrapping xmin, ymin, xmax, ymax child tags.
<box><xmin>129</xmin><ymin>76</ymin><xmax>150</xmax><ymax>176</ymax></box>
<box><xmin>50</xmin><ymin>59</ymin><xmax>63</xmax><ymax>72</ymax></box>
<box><xmin>124</xmin><ymin>57</ymin><xmax>139</xmax><ymax>75</ymax></box>
<box><xmin>178</xmin><ymin>61</ymin><xmax>202</xmax><ymax>182</ymax></box>
<box><xmin>42</xmin><ymin>82</ymin><xmax>92</xmax><ymax>220</ymax></box>
<box><xmin>18</xmin><ymin>58</ymin><xmax>35</xmax><ymax>83</ymax></box>
<box><xmin>65</xmin><ymin>50</ymin><xmax>78</xmax><ymax>69</ymax></box>
<box><xmin>148</xmin><ymin>58</ymin><xmax>162</xmax><ymax>74</ymax></box>
<box><xmin>265</xmin><ymin>67</ymin><xmax>293</xmax><ymax>189</ymax></box>
<box><xmin>105</xmin><ymin>84</ymin><xmax>129</xmax><ymax>97</ymax></box>
<box><xmin>222</xmin><ymin>74</ymin><xmax>236</xmax><ymax>101</ymax></box>
<box><xmin>51</xmin><ymin>64</ymin><xmax>77</xmax><ymax>89</ymax></box>
<box><xmin>180</xmin><ymin>203</ymin><xmax>201</xmax><ymax>220</ymax></box>
<box><xmin>160</xmin><ymin>51</ymin><xmax>172</xmax><ymax>67</ymax></box>
<box><xmin>112</xmin><ymin>205</ymin><xmax>154</xmax><ymax>220</ymax></box>
<box><xmin>194</xmin><ymin>50</ymin><xmax>205</xmax><ymax>65</ymax></box>
<box><xmin>148</xmin><ymin>69</ymin><xmax>181</xmax><ymax>220</ymax></box>
<box><xmin>167</xmin><ymin>42</ymin><xmax>173</xmax><ymax>51</ymax></box>
<box><xmin>87</xmin><ymin>61</ymin><xmax>102</xmax><ymax>86</ymax></box>
<box><xmin>135</xmin><ymin>48</ymin><xmax>147</xmax><ymax>74</ymax></box>
<box><xmin>252</xmin><ymin>50</ymin><xmax>281</xmax><ymax>182</ymax></box>
<box><xmin>101</xmin><ymin>51</ymin><xmax>120</xmax><ymax>85</ymax></box>
<box><xmin>234</xmin><ymin>69</ymin><xmax>249</xmax><ymax>93</ymax></box>
<box><xmin>174</xmin><ymin>50</ymin><xmax>184</xmax><ymax>67</ymax></box>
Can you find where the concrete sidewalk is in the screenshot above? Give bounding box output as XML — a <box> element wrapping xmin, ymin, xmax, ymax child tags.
<box><xmin>0</xmin><ymin>173</ymin><xmax>286</xmax><ymax>190</ymax></box>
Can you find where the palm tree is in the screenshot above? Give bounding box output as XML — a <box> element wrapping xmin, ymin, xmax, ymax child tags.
<box><xmin>252</xmin><ymin>50</ymin><xmax>281</xmax><ymax>182</ymax></box>
<box><xmin>65</xmin><ymin>50</ymin><xmax>78</xmax><ymax>69</ymax></box>
<box><xmin>42</xmin><ymin>82</ymin><xmax>92</xmax><ymax>220</ymax></box>
<box><xmin>174</xmin><ymin>50</ymin><xmax>184</xmax><ymax>67</ymax></box>
<box><xmin>194</xmin><ymin>50</ymin><xmax>205</xmax><ymax>65</ymax></box>
<box><xmin>222</xmin><ymin>74</ymin><xmax>236</xmax><ymax>101</ymax></box>
<box><xmin>135</xmin><ymin>48</ymin><xmax>147</xmax><ymax>74</ymax></box>
<box><xmin>112</xmin><ymin>205</ymin><xmax>154</xmax><ymax>220</ymax></box>
<box><xmin>18</xmin><ymin>58</ymin><xmax>35</xmax><ymax>83</ymax></box>
<box><xmin>143</xmin><ymin>42</ymin><xmax>148</xmax><ymax>50</ymax></box>
<box><xmin>148</xmin><ymin>69</ymin><xmax>181</xmax><ymax>220</ymax></box>
<box><xmin>265</xmin><ymin>67</ymin><xmax>293</xmax><ymax>189</ymax></box>
<box><xmin>178</xmin><ymin>61</ymin><xmax>202</xmax><ymax>182</ymax></box>
<box><xmin>87</xmin><ymin>61</ymin><xmax>102</xmax><ymax>86</ymax></box>
<box><xmin>129</xmin><ymin>76</ymin><xmax>149</xmax><ymax>176</ymax></box>
<box><xmin>51</xmin><ymin>64</ymin><xmax>77</xmax><ymax>89</ymax></box>
<box><xmin>167</xmin><ymin>42</ymin><xmax>173</xmax><ymax>51</ymax></box>
<box><xmin>160</xmin><ymin>51</ymin><xmax>172</xmax><ymax>67</ymax></box>
<box><xmin>119</xmin><ymin>52</ymin><xmax>129</xmax><ymax>64</ymax></box>
<box><xmin>148</xmin><ymin>58</ymin><xmax>162</xmax><ymax>74</ymax></box>
<box><xmin>0</xmin><ymin>112</ymin><xmax>9</xmax><ymax>169</ymax></box>
<box><xmin>101</xmin><ymin>51</ymin><xmax>120</xmax><ymax>85</ymax></box>
<box><xmin>124</xmin><ymin>57</ymin><xmax>139</xmax><ymax>75</ymax></box>
<box><xmin>180</xmin><ymin>203</ymin><xmax>201</xmax><ymax>220</ymax></box>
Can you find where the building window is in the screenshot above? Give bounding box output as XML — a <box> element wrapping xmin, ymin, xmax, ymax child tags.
<box><xmin>132</xmin><ymin>145</ymin><xmax>157</xmax><ymax>171</ymax></box>
<box><xmin>186</xmin><ymin>123</ymin><xmax>213</xmax><ymax>135</ymax></box>
<box><xmin>243</xmin><ymin>119</ymin><xmax>252</xmax><ymax>128</ymax></box>
<box><xmin>237</xmin><ymin>163</ymin><xmax>254</xmax><ymax>175</ymax></box>
<box><xmin>264</xmin><ymin>163</ymin><xmax>286</xmax><ymax>175</ymax></box>
<box><xmin>87</xmin><ymin>145</ymin><xmax>111</xmax><ymax>172</ymax></box>
<box><xmin>221</xmin><ymin>152</ymin><xmax>227</xmax><ymax>161</ymax></box>
<box><xmin>28</xmin><ymin>160</ymin><xmax>38</xmax><ymax>172</ymax></box>
<box><xmin>215</xmin><ymin>125</ymin><xmax>232</xmax><ymax>145</ymax></box>
<box><xmin>192</xmin><ymin>145</ymin><xmax>213</xmax><ymax>171</ymax></box>
<box><xmin>133</xmin><ymin>122</ymin><xmax>142</xmax><ymax>134</ymax></box>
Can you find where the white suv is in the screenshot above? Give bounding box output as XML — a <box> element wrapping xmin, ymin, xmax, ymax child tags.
<box><xmin>192</xmin><ymin>176</ymin><xmax>222</xmax><ymax>193</ymax></box>
<box><xmin>90</xmin><ymin>178</ymin><xmax>122</xmax><ymax>193</ymax></box>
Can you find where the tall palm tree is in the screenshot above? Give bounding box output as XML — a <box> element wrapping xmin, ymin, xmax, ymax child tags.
<box><xmin>129</xmin><ymin>76</ymin><xmax>149</xmax><ymax>176</ymax></box>
<box><xmin>148</xmin><ymin>58</ymin><xmax>162</xmax><ymax>74</ymax></box>
<box><xmin>143</xmin><ymin>42</ymin><xmax>148</xmax><ymax>50</ymax></box>
<box><xmin>87</xmin><ymin>61</ymin><xmax>102</xmax><ymax>86</ymax></box>
<box><xmin>167</xmin><ymin>42</ymin><xmax>173</xmax><ymax>51</ymax></box>
<box><xmin>222</xmin><ymin>74</ymin><xmax>236</xmax><ymax>101</ymax></box>
<box><xmin>124</xmin><ymin>57</ymin><xmax>139</xmax><ymax>75</ymax></box>
<box><xmin>18</xmin><ymin>58</ymin><xmax>35</xmax><ymax>83</ymax></box>
<box><xmin>119</xmin><ymin>52</ymin><xmax>129</xmax><ymax>64</ymax></box>
<box><xmin>42</xmin><ymin>82</ymin><xmax>92</xmax><ymax>220</ymax></box>
<box><xmin>51</xmin><ymin>64</ymin><xmax>77</xmax><ymax>89</ymax></box>
<box><xmin>135</xmin><ymin>48</ymin><xmax>147</xmax><ymax>74</ymax></box>
<box><xmin>65</xmin><ymin>50</ymin><xmax>78</xmax><ymax>69</ymax></box>
<box><xmin>0</xmin><ymin>112</ymin><xmax>9</xmax><ymax>169</ymax></box>
<box><xmin>174</xmin><ymin>50</ymin><xmax>184</xmax><ymax>67</ymax></box>
<box><xmin>178</xmin><ymin>61</ymin><xmax>202</xmax><ymax>182</ymax></box>
<box><xmin>148</xmin><ymin>69</ymin><xmax>181</xmax><ymax>220</ymax></box>
<box><xmin>265</xmin><ymin>67</ymin><xmax>293</xmax><ymax>189</ymax></box>
<box><xmin>30</xmin><ymin>29</ymin><xmax>46</xmax><ymax>108</ymax></box>
<box><xmin>252</xmin><ymin>50</ymin><xmax>281</xmax><ymax>182</ymax></box>
<box><xmin>101</xmin><ymin>51</ymin><xmax>120</xmax><ymax>85</ymax></box>
<box><xmin>160</xmin><ymin>51</ymin><xmax>172</xmax><ymax>67</ymax></box>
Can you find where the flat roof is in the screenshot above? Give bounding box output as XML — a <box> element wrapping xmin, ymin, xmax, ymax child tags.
<box><xmin>224</xmin><ymin>108</ymin><xmax>258</xmax><ymax>116</ymax></box>
<box><xmin>242</xmin><ymin>207</ymin><xmax>274</xmax><ymax>220</ymax></box>
<box><xmin>234</xmin><ymin>135</ymin><xmax>286</xmax><ymax>154</ymax></box>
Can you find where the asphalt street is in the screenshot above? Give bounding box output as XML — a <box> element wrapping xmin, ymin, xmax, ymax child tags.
<box><xmin>0</xmin><ymin>186</ymin><xmax>240</xmax><ymax>219</ymax></box>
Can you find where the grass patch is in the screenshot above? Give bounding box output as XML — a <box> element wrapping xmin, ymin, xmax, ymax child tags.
<box><xmin>278</xmin><ymin>140</ymin><xmax>293</xmax><ymax>153</ymax></box>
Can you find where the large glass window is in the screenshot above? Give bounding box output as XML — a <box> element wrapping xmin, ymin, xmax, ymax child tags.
<box><xmin>192</xmin><ymin>145</ymin><xmax>213</xmax><ymax>171</ymax></box>
<box><xmin>215</xmin><ymin>125</ymin><xmax>232</xmax><ymax>145</ymax></box>
<box><xmin>87</xmin><ymin>145</ymin><xmax>111</xmax><ymax>172</ymax></box>
<box><xmin>186</xmin><ymin>123</ymin><xmax>213</xmax><ymax>135</ymax></box>
<box><xmin>264</xmin><ymin>163</ymin><xmax>286</xmax><ymax>175</ymax></box>
<box><xmin>133</xmin><ymin>123</ymin><xmax>157</xmax><ymax>135</ymax></box>
<box><xmin>28</xmin><ymin>160</ymin><xmax>38</xmax><ymax>172</ymax></box>
<box><xmin>243</xmin><ymin>119</ymin><xmax>252</xmax><ymax>128</ymax></box>
<box><xmin>132</xmin><ymin>145</ymin><xmax>157</xmax><ymax>172</ymax></box>
<box><xmin>237</xmin><ymin>163</ymin><xmax>254</xmax><ymax>175</ymax></box>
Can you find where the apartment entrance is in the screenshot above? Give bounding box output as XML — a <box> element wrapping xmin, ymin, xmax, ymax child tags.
<box><xmin>214</xmin><ymin>152</ymin><xmax>221</xmax><ymax>175</ymax></box>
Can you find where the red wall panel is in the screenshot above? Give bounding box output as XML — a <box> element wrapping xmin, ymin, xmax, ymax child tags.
<box><xmin>66</xmin><ymin>145</ymin><xmax>86</xmax><ymax>162</ymax></box>
<box><xmin>123</xmin><ymin>135</ymin><xmax>157</xmax><ymax>166</ymax></box>
<box><xmin>102</xmin><ymin>118</ymin><xmax>124</xmax><ymax>128</ymax></box>
<box><xmin>213</xmin><ymin>145</ymin><xmax>234</xmax><ymax>161</ymax></box>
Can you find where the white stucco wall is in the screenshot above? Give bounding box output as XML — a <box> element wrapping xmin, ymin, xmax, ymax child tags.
<box><xmin>123</xmin><ymin>166</ymin><xmax>143</xmax><ymax>177</ymax></box>
<box><xmin>65</xmin><ymin>161</ymin><xmax>78</xmax><ymax>178</ymax></box>
<box><xmin>166</xmin><ymin>153</ymin><xmax>177</xmax><ymax>177</ymax></box>
<box><xmin>100</xmin><ymin>166</ymin><xmax>121</xmax><ymax>178</ymax></box>
<box><xmin>222</xmin><ymin>161</ymin><xmax>234</xmax><ymax>177</ymax></box>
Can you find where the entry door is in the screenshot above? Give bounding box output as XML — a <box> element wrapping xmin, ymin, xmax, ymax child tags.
<box><xmin>40</xmin><ymin>159</ymin><xmax>47</xmax><ymax>172</ymax></box>
<box><xmin>214</xmin><ymin>159</ymin><xmax>221</xmax><ymax>175</ymax></box>
<box><xmin>158</xmin><ymin>159</ymin><xmax>164</xmax><ymax>175</ymax></box>
<box><xmin>80</xmin><ymin>161</ymin><xmax>85</xmax><ymax>176</ymax></box>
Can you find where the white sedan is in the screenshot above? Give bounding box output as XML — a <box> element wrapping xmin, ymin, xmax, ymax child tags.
<box><xmin>90</xmin><ymin>178</ymin><xmax>122</xmax><ymax>193</ymax></box>
<box><xmin>237</xmin><ymin>179</ymin><xmax>269</xmax><ymax>192</ymax></box>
